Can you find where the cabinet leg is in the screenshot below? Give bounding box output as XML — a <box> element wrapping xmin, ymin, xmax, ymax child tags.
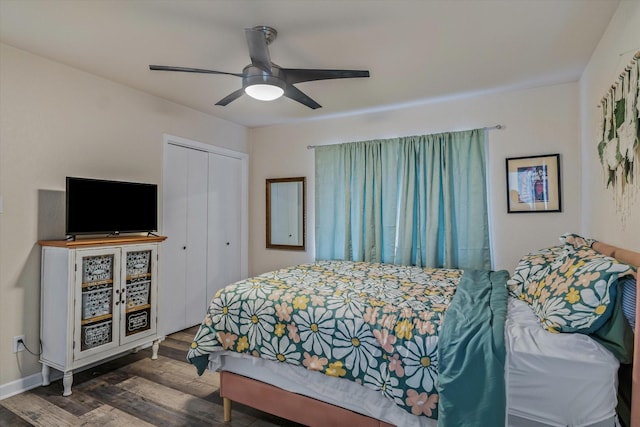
<box><xmin>151</xmin><ymin>339</ymin><xmax>160</xmax><ymax>360</ymax></box>
<box><xmin>62</xmin><ymin>371</ymin><xmax>73</xmax><ymax>396</ymax></box>
<box><xmin>41</xmin><ymin>364</ymin><xmax>50</xmax><ymax>386</ymax></box>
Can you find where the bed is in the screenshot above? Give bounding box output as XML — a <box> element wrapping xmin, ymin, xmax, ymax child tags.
<box><xmin>187</xmin><ymin>235</ymin><xmax>639</xmax><ymax>427</ymax></box>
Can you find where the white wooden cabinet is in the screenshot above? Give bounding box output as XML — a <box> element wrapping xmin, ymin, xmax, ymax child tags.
<box><xmin>39</xmin><ymin>236</ymin><xmax>166</xmax><ymax>396</ymax></box>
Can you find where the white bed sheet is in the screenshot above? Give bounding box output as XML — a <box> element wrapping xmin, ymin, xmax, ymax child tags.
<box><xmin>208</xmin><ymin>297</ymin><xmax>620</xmax><ymax>427</ymax></box>
<box><xmin>212</xmin><ymin>350</ymin><xmax>435</xmax><ymax>427</ymax></box>
<box><xmin>506</xmin><ymin>297</ymin><xmax>619</xmax><ymax>427</ymax></box>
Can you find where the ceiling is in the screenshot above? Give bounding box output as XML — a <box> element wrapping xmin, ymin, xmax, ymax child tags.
<box><xmin>0</xmin><ymin>0</ymin><xmax>620</xmax><ymax>128</ymax></box>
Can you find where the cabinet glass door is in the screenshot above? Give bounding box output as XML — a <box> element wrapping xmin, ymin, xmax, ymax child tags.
<box><xmin>121</xmin><ymin>245</ymin><xmax>157</xmax><ymax>343</ymax></box>
<box><xmin>75</xmin><ymin>248</ymin><xmax>120</xmax><ymax>359</ymax></box>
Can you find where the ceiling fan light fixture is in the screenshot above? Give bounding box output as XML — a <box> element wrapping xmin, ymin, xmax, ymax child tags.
<box><xmin>245</xmin><ymin>83</ymin><xmax>284</xmax><ymax>101</ymax></box>
<box><xmin>243</xmin><ymin>70</ymin><xmax>286</xmax><ymax>101</ymax></box>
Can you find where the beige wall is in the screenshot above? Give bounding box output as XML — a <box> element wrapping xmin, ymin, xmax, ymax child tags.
<box><xmin>0</xmin><ymin>43</ymin><xmax>247</xmax><ymax>391</ymax></box>
<box><xmin>580</xmin><ymin>0</ymin><xmax>640</xmax><ymax>249</ymax></box>
<box><xmin>2</xmin><ymin>0</ymin><xmax>637</xmax><ymax>396</ymax></box>
<box><xmin>249</xmin><ymin>82</ymin><xmax>582</xmax><ymax>276</ymax></box>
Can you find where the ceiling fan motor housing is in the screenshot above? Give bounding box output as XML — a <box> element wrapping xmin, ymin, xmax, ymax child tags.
<box><xmin>242</xmin><ymin>65</ymin><xmax>286</xmax><ymax>91</ymax></box>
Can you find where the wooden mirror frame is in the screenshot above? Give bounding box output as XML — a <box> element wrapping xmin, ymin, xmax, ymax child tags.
<box><xmin>266</xmin><ymin>177</ymin><xmax>306</xmax><ymax>251</ymax></box>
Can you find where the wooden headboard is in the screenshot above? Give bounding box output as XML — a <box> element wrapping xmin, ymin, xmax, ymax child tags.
<box><xmin>592</xmin><ymin>242</ymin><xmax>640</xmax><ymax>277</ymax></box>
<box><xmin>592</xmin><ymin>242</ymin><xmax>639</xmax><ymax>427</ymax></box>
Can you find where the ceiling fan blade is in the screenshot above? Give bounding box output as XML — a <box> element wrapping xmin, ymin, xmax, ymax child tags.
<box><xmin>281</xmin><ymin>68</ymin><xmax>370</xmax><ymax>85</ymax></box>
<box><xmin>244</xmin><ymin>28</ymin><xmax>272</xmax><ymax>73</ymax></box>
<box><xmin>215</xmin><ymin>88</ymin><xmax>245</xmax><ymax>106</ymax></box>
<box><xmin>283</xmin><ymin>83</ymin><xmax>321</xmax><ymax>109</ymax></box>
<box><xmin>149</xmin><ymin>65</ymin><xmax>243</xmax><ymax>78</ymax></box>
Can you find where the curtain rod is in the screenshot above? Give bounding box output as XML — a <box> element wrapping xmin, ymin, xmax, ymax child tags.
<box><xmin>598</xmin><ymin>50</ymin><xmax>640</xmax><ymax>107</ymax></box>
<box><xmin>306</xmin><ymin>124</ymin><xmax>504</xmax><ymax>149</ymax></box>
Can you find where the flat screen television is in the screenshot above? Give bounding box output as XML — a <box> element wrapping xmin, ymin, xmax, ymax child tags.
<box><xmin>66</xmin><ymin>177</ymin><xmax>158</xmax><ymax>237</ymax></box>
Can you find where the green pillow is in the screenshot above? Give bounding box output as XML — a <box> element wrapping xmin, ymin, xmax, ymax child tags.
<box><xmin>589</xmin><ymin>279</ymin><xmax>634</xmax><ymax>363</ymax></box>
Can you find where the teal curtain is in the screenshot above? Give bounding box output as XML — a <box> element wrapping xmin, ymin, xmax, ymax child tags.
<box><xmin>315</xmin><ymin>129</ymin><xmax>491</xmax><ymax>269</ymax></box>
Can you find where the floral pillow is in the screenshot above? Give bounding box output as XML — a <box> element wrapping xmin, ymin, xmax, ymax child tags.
<box><xmin>559</xmin><ymin>232</ymin><xmax>597</xmax><ymax>249</ymax></box>
<box><xmin>507</xmin><ymin>245</ymin><xmax>571</xmax><ymax>298</ymax></box>
<box><xmin>508</xmin><ymin>233</ymin><xmax>598</xmax><ymax>299</ymax></box>
<box><xmin>518</xmin><ymin>246</ymin><xmax>633</xmax><ymax>333</ymax></box>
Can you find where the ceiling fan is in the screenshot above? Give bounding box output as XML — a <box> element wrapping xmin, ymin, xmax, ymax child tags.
<box><xmin>149</xmin><ymin>26</ymin><xmax>370</xmax><ymax>109</ymax></box>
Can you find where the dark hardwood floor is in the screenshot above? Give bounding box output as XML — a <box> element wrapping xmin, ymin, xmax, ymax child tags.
<box><xmin>0</xmin><ymin>326</ymin><xmax>303</xmax><ymax>427</ymax></box>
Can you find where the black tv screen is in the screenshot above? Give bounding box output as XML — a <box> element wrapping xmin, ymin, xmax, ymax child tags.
<box><xmin>66</xmin><ymin>177</ymin><xmax>158</xmax><ymax>236</ymax></box>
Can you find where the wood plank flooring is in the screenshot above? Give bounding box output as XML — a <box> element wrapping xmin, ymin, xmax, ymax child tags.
<box><xmin>0</xmin><ymin>326</ymin><xmax>303</xmax><ymax>427</ymax></box>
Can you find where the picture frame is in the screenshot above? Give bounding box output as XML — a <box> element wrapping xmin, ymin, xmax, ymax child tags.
<box><xmin>505</xmin><ymin>154</ymin><xmax>561</xmax><ymax>213</ymax></box>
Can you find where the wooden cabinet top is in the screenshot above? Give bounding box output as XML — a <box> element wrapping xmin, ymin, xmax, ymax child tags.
<box><xmin>39</xmin><ymin>235</ymin><xmax>167</xmax><ymax>248</ymax></box>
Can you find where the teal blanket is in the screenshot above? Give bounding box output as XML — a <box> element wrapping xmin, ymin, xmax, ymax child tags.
<box><xmin>437</xmin><ymin>269</ymin><xmax>510</xmax><ymax>427</ymax></box>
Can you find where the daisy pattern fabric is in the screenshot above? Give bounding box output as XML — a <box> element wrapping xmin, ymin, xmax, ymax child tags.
<box><xmin>516</xmin><ymin>246</ymin><xmax>633</xmax><ymax>333</ymax></box>
<box><xmin>187</xmin><ymin>260</ymin><xmax>463</xmax><ymax>419</ymax></box>
<box><xmin>507</xmin><ymin>234</ymin><xmax>597</xmax><ymax>299</ymax></box>
<box><xmin>506</xmin><ymin>245</ymin><xmax>570</xmax><ymax>298</ymax></box>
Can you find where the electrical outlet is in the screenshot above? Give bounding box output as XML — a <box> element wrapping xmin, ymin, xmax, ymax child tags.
<box><xmin>13</xmin><ymin>335</ymin><xmax>25</xmax><ymax>353</ymax></box>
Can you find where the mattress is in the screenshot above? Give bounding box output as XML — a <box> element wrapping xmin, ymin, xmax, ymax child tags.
<box><xmin>505</xmin><ymin>298</ymin><xmax>619</xmax><ymax>427</ymax></box>
<box><xmin>212</xmin><ymin>351</ymin><xmax>434</xmax><ymax>427</ymax></box>
<box><xmin>207</xmin><ymin>297</ymin><xmax>620</xmax><ymax>427</ymax></box>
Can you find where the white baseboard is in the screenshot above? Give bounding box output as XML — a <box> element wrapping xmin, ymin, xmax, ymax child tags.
<box><xmin>0</xmin><ymin>370</ymin><xmax>62</xmax><ymax>401</ymax></box>
<box><xmin>0</xmin><ymin>340</ymin><xmax>162</xmax><ymax>401</ymax></box>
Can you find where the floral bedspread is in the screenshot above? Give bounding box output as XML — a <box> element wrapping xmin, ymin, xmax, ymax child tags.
<box><xmin>187</xmin><ymin>260</ymin><xmax>465</xmax><ymax>419</ymax></box>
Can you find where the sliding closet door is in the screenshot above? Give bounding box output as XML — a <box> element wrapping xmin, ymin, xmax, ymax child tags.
<box><xmin>207</xmin><ymin>153</ymin><xmax>243</xmax><ymax>303</ymax></box>
<box><xmin>162</xmin><ymin>143</ymin><xmax>208</xmax><ymax>335</ymax></box>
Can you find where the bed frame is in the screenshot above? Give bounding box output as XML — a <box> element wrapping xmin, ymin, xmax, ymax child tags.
<box><xmin>220</xmin><ymin>371</ymin><xmax>394</xmax><ymax>427</ymax></box>
<box><xmin>219</xmin><ymin>242</ymin><xmax>640</xmax><ymax>427</ymax></box>
<box><xmin>591</xmin><ymin>242</ymin><xmax>639</xmax><ymax>427</ymax></box>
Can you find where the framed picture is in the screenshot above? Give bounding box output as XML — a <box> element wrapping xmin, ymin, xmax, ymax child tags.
<box><xmin>506</xmin><ymin>154</ymin><xmax>561</xmax><ymax>213</ymax></box>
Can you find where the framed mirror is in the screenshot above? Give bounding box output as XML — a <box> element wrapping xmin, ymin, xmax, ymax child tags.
<box><xmin>266</xmin><ymin>177</ymin><xmax>306</xmax><ymax>251</ymax></box>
